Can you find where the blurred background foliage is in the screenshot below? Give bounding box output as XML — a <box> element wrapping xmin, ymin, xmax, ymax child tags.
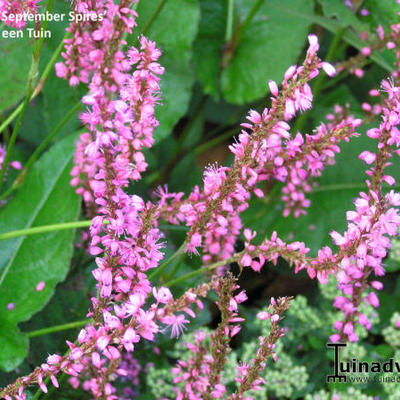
<box><xmin>1</xmin><ymin>0</ymin><xmax>400</xmax><ymax>398</ymax></box>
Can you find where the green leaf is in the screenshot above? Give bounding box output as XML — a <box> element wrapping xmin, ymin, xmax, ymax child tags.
<box><xmin>362</xmin><ymin>0</ymin><xmax>400</xmax><ymax>29</ymax></box>
<box><xmin>192</xmin><ymin>0</ymin><xmax>227</xmax><ymax>98</ymax></box>
<box><xmin>317</xmin><ymin>0</ymin><xmax>366</xmax><ymax>31</ymax></box>
<box><xmin>257</xmin><ymin>6</ymin><xmax>393</xmax><ymax>72</ymax></box>
<box><xmin>19</xmin><ymin>95</ymin><xmax>49</xmax><ymax>146</ymax></box>
<box><xmin>307</xmin><ymin>334</ymin><xmax>325</xmax><ymax>350</ymax></box>
<box><xmin>0</xmin><ymin>325</ymin><xmax>29</xmax><ymax>373</ymax></box>
<box><xmin>0</xmin><ymin>134</ymin><xmax>80</xmax><ymax>371</ymax></box>
<box><xmin>221</xmin><ymin>0</ymin><xmax>313</xmax><ymax>104</ymax></box>
<box><xmin>374</xmin><ymin>344</ymin><xmax>394</xmax><ymax>359</ymax></box>
<box><xmin>135</xmin><ymin>0</ymin><xmax>200</xmax><ymax>142</ymax></box>
<box><xmin>41</xmin><ymin>1</ymin><xmax>85</xmax><ymax>140</ymax></box>
<box><xmin>0</xmin><ymin>35</ymin><xmax>31</xmax><ymax>113</ymax></box>
<box><xmin>316</xmin><ymin>0</ymin><xmax>396</xmax><ymax>72</ymax></box>
<box><xmin>386</xmin><ymin>257</ymin><xmax>400</xmax><ymax>273</ymax></box>
<box><xmin>22</xmin><ymin>266</ymin><xmax>94</xmax><ymax>366</ymax></box>
<box><xmin>43</xmin><ymin>75</ymin><xmax>84</xmax><ymax>141</ymax></box>
<box><xmin>376</xmin><ymin>293</ymin><xmax>400</xmax><ymax>332</ymax></box>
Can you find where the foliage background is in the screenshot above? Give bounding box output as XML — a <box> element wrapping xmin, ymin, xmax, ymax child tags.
<box><xmin>0</xmin><ymin>0</ymin><xmax>400</xmax><ymax>398</ymax></box>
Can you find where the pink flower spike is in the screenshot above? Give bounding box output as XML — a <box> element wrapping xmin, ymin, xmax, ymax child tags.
<box><xmin>36</xmin><ymin>281</ymin><xmax>45</xmax><ymax>291</ymax></box>
<box><xmin>7</xmin><ymin>303</ymin><xmax>14</xmax><ymax>310</ymax></box>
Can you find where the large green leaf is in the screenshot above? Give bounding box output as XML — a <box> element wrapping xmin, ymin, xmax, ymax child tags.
<box><xmin>0</xmin><ymin>36</ymin><xmax>31</xmax><ymax>113</ymax></box>
<box><xmin>248</xmin><ymin>5</ymin><xmax>393</xmax><ymax>73</ymax></box>
<box><xmin>21</xmin><ymin>265</ymin><xmax>94</xmax><ymax>366</ymax></box>
<box><xmin>362</xmin><ymin>0</ymin><xmax>400</xmax><ymax>29</ymax></box>
<box><xmin>0</xmin><ymin>134</ymin><xmax>80</xmax><ymax>371</ymax></box>
<box><xmin>317</xmin><ymin>0</ymin><xmax>367</xmax><ymax>32</ymax></box>
<box><xmin>221</xmin><ymin>0</ymin><xmax>313</xmax><ymax>104</ymax></box>
<box><xmin>135</xmin><ymin>0</ymin><xmax>200</xmax><ymax>142</ymax></box>
<box><xmin>192</xmin><ymin>0</ymin><xmax>228</xmax><ymax>98</ymax></box>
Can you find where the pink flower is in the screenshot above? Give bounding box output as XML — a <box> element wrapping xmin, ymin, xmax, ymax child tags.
<box><xmin>153</xmin><ymin>287</ymin><xmax>173</xmax><ymax>304</ymax></box>
<box><xmin>359</xmin><ymin>151</ymin><xmax>376</xmax><ymax>165</ymax></box>
<box><xmin>270</xmin><ymin>314</ymin><xmax>280</xmax><ymax>322</ymax></box>
<box><xmin>162</xmin><ymin>314</ymin><xmax>189</xmax><ymax>338</ymax></box>
<box><xmin>268</xmin><ymin>80</ymin><xmax>279</xmax><ymax>97</ymax></box>
<box><xmin>321</xmin><ymin>62</ymin><xmax>336</xmax><ymax>77</ymax></box>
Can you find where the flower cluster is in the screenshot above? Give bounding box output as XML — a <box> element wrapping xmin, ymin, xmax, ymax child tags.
<box><xmin>158</xmin><ymin>35</ymin><xmax>339</xmax><ymax>271</ymax></box>
<box><xmin>0</xmin><ymin>0</ymin><xmax>40</xmax><ymax>28</ymax></box>
<box><xmin>70</xmin><ymin>34</ymin><xmax>163</xmax><ymax>213</ymax></box>
<box><xmin>264</xmin><ymin>105</ymin><xmax>361</xmax><ymax>217</ymax></box>
<box><xmin>329</xmin><ymin>79</ymin><xmax>400</xmax><ymax>342</ymax></box>
<box><xmin>172</xmin><ymin>276</ymin><xmax>291</xmax><ymax>400</ymax></box>
<box><xmin>115</xmin><ymin>353</ymin><xmax>141</xmax><ymax>399</ymax></box>
<box><xmin>229</xmin><ymin>297</ymin><xmax>292</xmax><ymax>399</ymax></box>
<box><xmin>337</xmin><ymin>20</ymin><xmax>400</xmax><ymax>80</ymax></box>
<box><xmin>171</xmin><ymin>274</ymin><xmax>244</xmax><ymax>399</ymax></box>
<box><xmin>55</xmin><ymin>0</ymin><xmax>137</xmax><ymax>87</ymax></box>
<box><xmin>0</xmin><ymin>1</ymin><xmax>167</xmax><ymax>398</ymax></box>
<box><xmin>2</xmin><ymin>4</ymin><xmax>400</xmax><ymax>397</ymax></box>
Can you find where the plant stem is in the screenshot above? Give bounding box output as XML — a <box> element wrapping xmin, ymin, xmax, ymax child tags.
<box><xmin>31</xmin><ymin>339</ymin><xmax>78</xmax><ymax>400</ymax></box>
<box><xmin>41</xmin><ymin>373</ymin><xmax>68</xmax><ymax>400</ymax></box>
<box><xmin>0</xmin><ymin>220</ymin><xmax>94</xmax><ymax>240</ymax></box>
<box><xmin>237</xmin><ymin>0</ymin><xmax>263</xmax><ymax>43</ymax></box>
<box><xmin>0</xmin><ymin>102</ymin><xmax>82</xmax><ymax>201</ymax></box>
<box><xmin>311</xmin><ymin>183</ymin><xmax>400</xmax><ymax>193</ymax></box>
<box><xmin>0</xmin><ymin>221</ymin><xmax>185</xmax><ymax>241</ymax></box>
<box><xmin>0</xmin><ymin>0</ymin><xmax>56</xmax><ymax>188</ymax></box>
<box><xmin>31</xmin><ymin>379</ymin><xmax>49</xmax><ymax>400</ymax></box>
<box><xmin>146</xmin><ymin>97</ymin><xmax>206</xmax><ymax>186</ymax></box>
<box><xmin>165</xmin><ymin>257</ymin><xmax>236</xmax><ymax>287</ymax></box>
<box><xmin>141</xmin><ymin>0</ymin><xmax>168</xmax><ymax>36</ymax></box>
<box><xmin>159</xmin><ymin>224</ymin><xmax>189</xmax><ymax>232</ymax></box>
<box><xmin>33</xmin><ymin>0</ymin><xmax>54</xmax><ymax>59</ymax></box>
<box><xmin>0</xmin><ymin>68</ymin><xmax>35</xmax><ymax>193</ymax></box>
<box><xmin>27</xmin><ymin>320</ymin><xmax>90</xmax><ymax>338</ymax></box>
<box><xmin>0</xmin><ymin>221</ymin><xmax>187</xmax><ymax>242</ymax></box>
<box><xmin>225</xmin><ymin>0</ymin><xmax>235</xmax><ymax>42</ymax></box>
<box><xmin>164</xmin><ymin>251</ymin><xmax>186</xmax><ymax>281</ymax></box>
<box><xmin>149</xmin><ymin>243</ymin><xmax>186</xmax><ymax>280</ymax></box>
<box><xmin>194</xmin><ymin>126</ymin><xmax>237</xmax><ymax>155</ymax></box>
<box><xmin>0</xmin><ymin>31</ymin><xmax>69</xmax><ymax>136</ymax></box>
<box><xmin>223</xmin><ymin>0</ymin><xmax>263</xmax><ymax>68</ymax></box>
